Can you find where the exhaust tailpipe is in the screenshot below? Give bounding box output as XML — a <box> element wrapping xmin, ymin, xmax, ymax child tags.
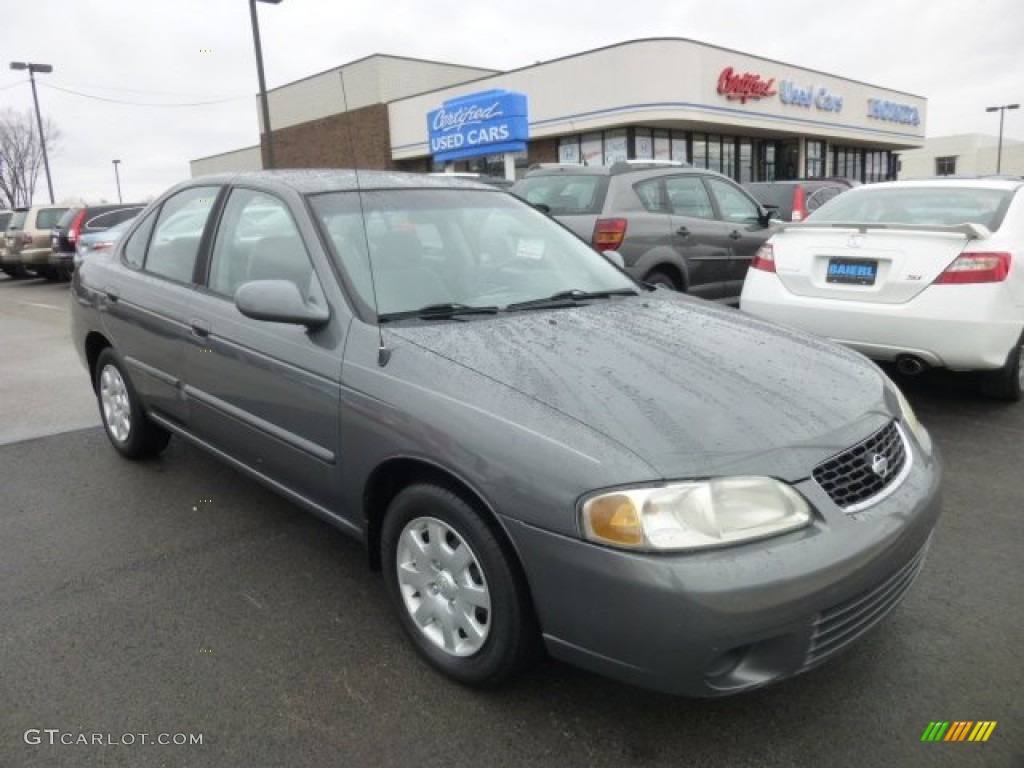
<box><xmin>895</xmin><ymin>355</ymin><xmax>927</xmax><ymax>376</ymax></box>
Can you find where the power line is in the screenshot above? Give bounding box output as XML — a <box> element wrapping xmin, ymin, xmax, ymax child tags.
<box><xmin>37</xmin><ymin>81</ymin><xmax>250</xmax><ymax>107</ymax></box>
<box><xmin>50</xmin><ymin>80</ymin><xmax>245</xmax><ymax>99</ymax></box>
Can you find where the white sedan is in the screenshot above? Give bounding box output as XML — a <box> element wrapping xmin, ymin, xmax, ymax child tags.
<box><xmin>740</xmin><ymin>178</ymin><xmax>1024</xmax><ymax>400</ymax></box>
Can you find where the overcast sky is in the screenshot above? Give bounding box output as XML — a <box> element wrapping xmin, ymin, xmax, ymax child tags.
<box><xmin>3</xmin><ymin>0</ymin><xmax>1022</xmax><ymax>204</ymax></box>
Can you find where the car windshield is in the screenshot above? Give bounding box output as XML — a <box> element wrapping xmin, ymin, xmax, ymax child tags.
<box><xmin>308</xmin><ymin>188</ymin><xmax>636</xmax><ymax>318</ymax></box>
<box><xmin>808</xmin><ymin>186</ymin><xmax>1013</xmax><ymax>230</ymax></box>
<box><xmin>512</xmin><ymin>175</ymin><xmax>605</xmax><ymax>215</ymax></box>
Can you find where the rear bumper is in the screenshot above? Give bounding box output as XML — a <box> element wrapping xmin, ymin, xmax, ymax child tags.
<box><xmin>741</xmin><ymin>270</ymin><xmax>1023</xmax><ymax>370</ymax></box>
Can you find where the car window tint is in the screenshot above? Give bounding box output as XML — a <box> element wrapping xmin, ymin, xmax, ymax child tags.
<box><xmin>56</xmin><ymin>208</ymin><xmax>81</xmax><ymax>228</ymax></box>
<box><xmin>0</xmin><ymin>212</ymin><xmax>13</xmax><ymax>230</ymax></box>
<box><xmin>706</xmin><ymin>178</ymin><xmax>760</xmax><ymax>223</ymax></box>
<box><xmin>512</xmin><ymin>176</ymin><xmax>604</xmax><ymax>215</ymax></box>
<box><xmin>87</xmin><ymin>208</ymin><xmax>143</xmax><ymax>231</ymax></box>
<box><xmin>634</xmin><ymin>180</ymin><xmax>665</xmax><ymax>212</ymax></box>
<box><xmin>35</xmin><ymin>208</ymin><xmax>69</xmax><ymax>229</ymax></box>
<box><xmin>8</xmin><ymin>211</ymin><xmax>27</xmax><ymax>229</ymax></box>
<box><xmin>664</xmin><ymin>176</ymin><xmax>715</xmax><ymax>219</ymax></box>
<box><xmin>122</xmin><ymin>210</ymin><xmax>158</xmax><ymax>268</ymax></box>
<box><xmin>208</xmin><ymin>188</ymin><xmax>318</xmax><ymax>301</ymax></box>
<box><xmin>144</xmin><ymin>187</ymin><xmax>218</xmax><ymax>282</ymax></box>
<box><xmin>805</xmin><ymin>185</ymin><xmax>843</xmax><ymax>213</ymax></box>
<box><xmin>810</xmin><ymin>187</ymin><xmax>1012</xmax><ymax>230</ymax></box>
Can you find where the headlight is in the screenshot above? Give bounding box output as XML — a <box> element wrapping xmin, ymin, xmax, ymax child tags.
<box><xmin>889</xmin><ymin>380</ymin><xmax>931</xmax><ymax>453</ymax></box>
<box><xmin>580</xmin><ymin>476</ymin><xmax>812</xmax><ymax>552</ymax></box>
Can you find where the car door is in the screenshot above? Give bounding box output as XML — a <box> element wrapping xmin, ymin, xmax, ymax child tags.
<box><xmin>100</xmin><ymin>185</ymin><xmax>222</xmax><ymax>425</ymax></box>
<box><xmin>704</xmin><ymin>177</ymin><xmax>773</xmax><ymax>301</ymax></box>
<box><xmin>183</xmin><ymin>186</ymin><xmax>348</xmax><ymax>513</ymax></box>
<box><xmin>662</xmin><ymin>175</ymin><xmax>731</xmax><ymax>299</ymax></box>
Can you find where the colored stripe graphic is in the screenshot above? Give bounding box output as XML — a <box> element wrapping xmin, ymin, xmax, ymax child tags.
<box><xmin>968</xmin><ymin>722</ymin><xmax>997</xmax><ymax>742</ymax></box>
<box><xmin>922</xmin><ymin>721</ymin><xmax>997</xmax><ymax>742</ymax></box>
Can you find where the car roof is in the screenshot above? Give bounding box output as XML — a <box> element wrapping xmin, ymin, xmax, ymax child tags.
<box><xmin>524</xmin><ymin>160</ymin><xmax>691</xmax><ymax>178</ymax></box>
<box><xmin>854</xmin><ymin>178</ymin><xmax>1024</xmax><ymax>191</ymax></box>
<box><xmin>188</xmin><ymin>169</ymin><xmax>498</xmax><ymax>195</ymax></box>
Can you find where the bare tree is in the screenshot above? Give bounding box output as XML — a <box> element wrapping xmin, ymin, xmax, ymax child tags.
<box><xmin>0</xmin><ymin>108</ymin><xmax>60</xmax><ymax>208</ymax></box>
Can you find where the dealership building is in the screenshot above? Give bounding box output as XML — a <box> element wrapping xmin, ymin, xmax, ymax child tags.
<box><xmin>190</xmin><ymin>37</ymin><xmax>927</xmax><ymax>184</ymax></box>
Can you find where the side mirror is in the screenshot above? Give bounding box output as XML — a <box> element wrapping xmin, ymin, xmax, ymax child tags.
<box><xmin>603</xmin><ymin>249</ymin><xmax>625</xmax><ymax>269</ymax></box>
<box><xmin>235</xmin><ymin>279</ymin><xmax>329</xmax><ymax>328</ymax></box>
<box><xmin>759</xmin><ymin>206</ymin><xmax>780</xmax><ymax>227</ymax></box>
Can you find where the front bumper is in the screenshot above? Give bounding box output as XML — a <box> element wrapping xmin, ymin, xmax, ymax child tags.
<box><xmin>741</xmin><ymin>270</ymin><xmax>1023</xmax><ymax>370</ymax></box>
<box><xmin>503</xmin><ymin>434</ymin><xmax>941</xmax><ymax>697</ymax></box>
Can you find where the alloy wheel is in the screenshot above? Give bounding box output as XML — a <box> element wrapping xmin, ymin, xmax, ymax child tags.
<box><xmin>99</xmin><ymin>363</ymin><xmax>132</xmax><ymax>443</ymax></box>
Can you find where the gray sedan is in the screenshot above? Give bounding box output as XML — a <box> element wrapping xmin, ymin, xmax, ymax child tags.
<box><xmin>70</xmin><ymin>170</ymin><xmax>941</xmax><ymax>696</ymax></box>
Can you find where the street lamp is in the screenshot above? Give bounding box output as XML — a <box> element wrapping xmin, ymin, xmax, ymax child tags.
<box><xmin>112</xmin><ymin>159</ymin><xmax>122</xmax><ymax>203</ymax></box>
<box><xmin>10</xmin><ymin>61</ymin><xmax>55</xmax><ymax>204</ymax></box>
<box><xmin>985</xmin><ymin>103</ymin><xmax>1020</xmax><ymax>174</ymax></box>
<box><xmin>249</xmin><ymin>0</ymin><xmax>282</xmax><ymax>170</ymax></box>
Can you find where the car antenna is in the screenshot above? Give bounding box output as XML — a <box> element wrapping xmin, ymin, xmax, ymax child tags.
<box><xmin>339</xmin><ymin>68</ymin><xmax>391</xmax><ymax>367</ymax></box>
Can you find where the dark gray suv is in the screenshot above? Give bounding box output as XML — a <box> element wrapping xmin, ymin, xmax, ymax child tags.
<box><xmin>70</xmin><ymin>170</ymin><xmax>941</xmax><ymax>697</ymax></box>
<box><xmin>512</xmin><ymin>161</ymin><xmax>775</xmax><ymax>302</ymax></box>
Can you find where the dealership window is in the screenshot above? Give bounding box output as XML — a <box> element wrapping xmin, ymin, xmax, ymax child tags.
<box><xmin>671</xmin><ymin>135</ymin><xmax>688</xmax><ymax>164</ymax></box>
<box><xmin>634</xmin><ymin>128</ymin><xmax>654</xmax><ymax>160</ymax></box>
<box><xmin>739</xmin><ymin>140</ymin><xmax>753</xmax><ymax>182</ymax></box>
<box><xmin>805</xmin><ymin>140</ymin><xmax>826</xmax><ymax>178</ymax></box>
<box><xmin>722</xmin><ymin>139</ymin><xmax>736</xmax><ymax>179</ymax></box>
<box><xmin>691</xmin><ymin>133</ymin><xmax>708</xmax><ymax>169</ymax></box>
<box><xmin>832</xmin><ymin>146</ymin><xmax>865</xmax><ymax>183</ymax></box>
<box><xmin>558</xmin><ymin>136</ymin><xmax>580</xmax><ymax>164</ymax></box>
<box><xmin>580</xmin><ymin>132</ymin><xmax>603</xmax><ymax>165</ymax></box>
<box><xmin>654</xmin><ymin>130</ymin><xmax>671</xmax><ymax>161</ymax></box>
<box><xmin>935</xmin><ymin>156</ymin><xmax>957</xmax><ymax>176</ymax></box>
<box><xmin>707</xmin><ymin>135</ymin><xmax>723</xmax><ymax>174</ymax></box>
<box><xmin>604</xmin><ymin>129</ymin><xmax>628</xmax><ymax>164</ymax></box>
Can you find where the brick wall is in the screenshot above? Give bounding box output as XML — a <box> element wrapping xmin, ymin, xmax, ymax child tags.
<box><xmin>528</xmin><ymin>138</ymin><xmax>558</xmax><ymax>165</ymax></box>
<box><xmin>262</xmin><ymin>103</ymin><xmax>396</xmax><ymax>170</ymax></box>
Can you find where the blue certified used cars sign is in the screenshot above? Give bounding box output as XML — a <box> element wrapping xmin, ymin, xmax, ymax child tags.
<box><xmin>428</xmin><ymin>89</ymin><xmax>529</xmax><ymax>163</ymax></box>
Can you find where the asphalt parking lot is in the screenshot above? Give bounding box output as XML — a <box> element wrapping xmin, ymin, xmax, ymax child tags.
<box><xmin>1</xmin><ymin>275</ymin><xmax>1021</xmax><ymax>768</ymax></box>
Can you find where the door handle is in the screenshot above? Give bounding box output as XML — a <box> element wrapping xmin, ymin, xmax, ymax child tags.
<box><xmin>189</xmin><ymin>318</ymin><xmax>211</xmax><ymax>337</ymax></box>
<box><xmin>103</xmin><ymin>286</ymin><xmax>120</xmax><ymax>303</ymax></box>
<box><xmin>675</xmin><ymin>226</ymin><xmax>691</xmax><ymax>237</ymax></box>
<box><xmin>729</xmin><ymin>230</ymin><xmax>742</xmax><ymax>240</ymax></box>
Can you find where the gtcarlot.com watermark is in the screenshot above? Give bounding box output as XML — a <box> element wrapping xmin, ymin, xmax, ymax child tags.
<box><xmin>24</xmin><ymin>729</ymin><xmax>203</xmax><ymax>747</ymax></box>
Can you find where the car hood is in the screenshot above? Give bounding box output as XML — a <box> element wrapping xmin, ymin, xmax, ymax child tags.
<box><xmin>386</xmin><ymin>293</ymin><xmax>892</xmax><ymax>481</ymax></box>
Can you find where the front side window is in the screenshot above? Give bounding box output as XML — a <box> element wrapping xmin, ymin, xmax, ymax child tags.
<box><xmin>144</xmin><ymin>186</ymin><xmax>219</xmax><ymax>282</ymax></box>
<box><xmin>664</xmin><ymin>176</ymin><xmax>715</xmax><ymax>219</ymax></box>
<box><xmin>208</xmin><ymin>188</ymin><xmax>319</xmax><ymax>301</ymax></box>
<box><xmin>309</xmin><ymin>189</ymin><xmax>635</xmax><ymax>317</ymax></box>
<box><xmin>706</xmin><ymin>178</ymin><xmax>761</xmax><ymax>223</ymax></box>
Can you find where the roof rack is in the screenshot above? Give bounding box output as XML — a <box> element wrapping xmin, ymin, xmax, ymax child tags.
<box><xmin>609</xmin><ymin>159</ymin><xmax>690</xmax><ymax>174</ymax></box>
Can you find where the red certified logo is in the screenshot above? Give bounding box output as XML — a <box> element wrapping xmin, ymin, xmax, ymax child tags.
<box><xmin>717</xmin><ymin>67</ymin><xmax>778</xmax><ymax>104</ymax></box>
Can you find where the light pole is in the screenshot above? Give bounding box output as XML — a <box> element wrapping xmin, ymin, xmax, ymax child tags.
<box><xmin>112</xmin><ymin>159</ymin><xmax>122</xmax><ymax>203</ymax></box>
<box><xmin>985</xmin><ymin>103</ymin><xmax>1020</xmax><ymax>174</ymax></box>
<box><xmin>249</xmin><ymin>0</ymin><xmax>282</xmax><ymax>170</ymax></box>
<box><xmin>10</xmin><ymin>61</ymin><xmax>55</xmax><ymax>204</ymax></box>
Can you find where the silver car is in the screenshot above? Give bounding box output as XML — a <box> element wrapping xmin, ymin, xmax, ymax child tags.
<box><xmin>71</xmin><ymin>170</ymin><xmax>941</xmax><ymax>696</ymax></box>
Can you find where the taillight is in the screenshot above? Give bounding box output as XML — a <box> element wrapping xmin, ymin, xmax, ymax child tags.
<box><xmin>934</xmin><ymin>252</ymin><xmax>1011</xmax><ymax>284</ymax></box>
<box><xmin>68</xmin><ymin>209</ymin><xmax>87</xmax><ymax>243</ymax></box>
<box><xmin>751</xmin><ymin>243</ymin><xmax>776</xmax><ymax>272</ymax></box>
<box><xmin>592</xmin><ymin>218</ymin><xmax>627</xmax><ymax>252</ymax></box>
<box><xmin>791</xmin><ymin>186</ymin><xmax>807</xmax><ymax>222</ymax></box>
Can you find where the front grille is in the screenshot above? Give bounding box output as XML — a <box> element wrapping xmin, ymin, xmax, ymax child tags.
<box><xmin>804</xmin><ymin>536</ymin><xmax>931</xmax><ymax>667</ymax></box>
<box><xmin>812</xmin><ymin>421</ymin><xmax>908</xmax><ymax>510</ymax></box>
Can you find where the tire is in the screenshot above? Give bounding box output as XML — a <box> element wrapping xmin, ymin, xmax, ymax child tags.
<box><xmin>35</xmin><ymin>266</ymin><xmax>57</xmax><ymax>280</ymax></box>
<box><xmin>981</xmin><ymin>337</ymin><xmax>1023</xmax><ymax>401</ymax></box>
<box><xmin>3</xmin><ymin>265</ymin><xmax>31</xmax><ymax>279</ymax></box>
<box><xmin>94</xmin><ymin>348</ymin><xmax>171</xmax><ymax>458</ymax></box>
<box><xmin>644</xmin><ymin>269</ymin><xmax>679</xmax><ymax>290</ymax></box>
<box><xmin>381</xmin><ymin>484</ymin><xmax>538</xmax><ymax>686</ymax></box>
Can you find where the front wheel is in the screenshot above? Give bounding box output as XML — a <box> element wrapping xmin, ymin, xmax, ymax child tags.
<box><xmin>95</xmin><ymin>348</ymin><xmax>171</xmax><ymax>458</ymax></box>
<box><xmin>381</xmin><ymin>484</ymin><xmax>537</xmax><ymax>686</ymax></box>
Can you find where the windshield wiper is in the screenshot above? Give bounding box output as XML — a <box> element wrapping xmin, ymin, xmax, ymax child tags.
<box><xmin>378</xmin><ymin>303</ymin><xmax>500</xmax><ymax>322</ymax></box>
<box><xmin>506</xmin><ymin>288</ymin><xmax>638</xmax><ymax>311</ymax></box>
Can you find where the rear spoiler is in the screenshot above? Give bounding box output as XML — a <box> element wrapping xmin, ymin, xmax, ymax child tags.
<box><xmin>778</xmin><ymin>221</ymin><xmax>992</xmax><ymax>240</ymax></box>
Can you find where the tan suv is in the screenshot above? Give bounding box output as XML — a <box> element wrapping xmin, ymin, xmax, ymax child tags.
<box><xmin>3</xmin><ymin>205</ymin><xmax>69</xmax><ymax>279</ymax></box>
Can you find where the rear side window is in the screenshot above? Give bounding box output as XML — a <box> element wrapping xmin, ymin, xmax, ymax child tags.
<box><xmin>122</xmin><ymin>211</ymin><xmax>157</xmax><ymax>268</ymax></box>
<box><xmin>513</xmin><ymin>176</ymin><xmax>605</xmax><ymax>215</ymax></box>
<box><xmin>0</xmin><ymin>212</ymin><xmax>13</xmax><ymax>231</ymax></box>
<box><xmin>85</xmin><ymin>207</ymin><xmax>143</xmax><ymax>232</ymax></box>
<box><xmin>9</xmin><ymin>211</ymin><xmax>27</xmax><ymax>229</ymax></box>
<box><xmin>144</xmin><ymin>187</ymin><xmax>219</xmax><ymax>282</ymax></box>
<box><xmin>34</xmin><ymin>208</ymin><xmax>68</xmax><ymax>229</ymax></box>
<box><xmin>805</xmin><ymin>185</ymin><xmax>844</xmax><ymax>214</ymax></box>
<box><xmin>56</xmin><ymin>208</ymin><xmax>81</xmax><ymax>228</ymax></box>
